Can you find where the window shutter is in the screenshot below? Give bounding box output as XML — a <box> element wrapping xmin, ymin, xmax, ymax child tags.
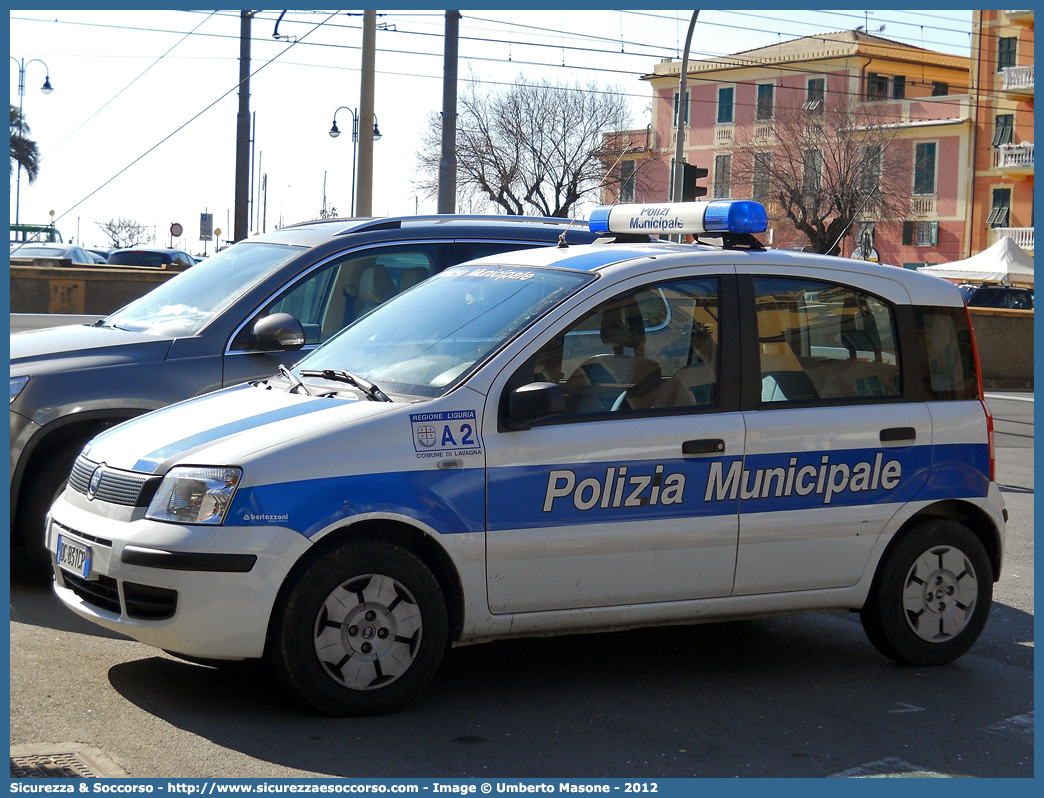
<box><xmin>902</xmin><ymin>221</ymin><xmax>915</xmax><ymax>245</ymax></box>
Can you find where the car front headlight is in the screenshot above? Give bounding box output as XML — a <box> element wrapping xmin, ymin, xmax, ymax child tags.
<box><xmin>10</xmin><ymin>376</ymin><xmax>29</xmax><ymax>404</ymax></box>
<box><xmin>146</xmin><ymin>466</ymin><xmax>243</xmax><ymax>525</ymax></box>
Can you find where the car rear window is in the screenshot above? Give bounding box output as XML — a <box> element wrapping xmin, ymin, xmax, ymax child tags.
<box><xmin>108</xmin><ymin>251</ymin><xmax>173</xmax><ymax>267</ymax></box>
<box><xmin>915</xmin><ymin>306</ymin><xmax>979</xmax><ymax>401</ymax></box>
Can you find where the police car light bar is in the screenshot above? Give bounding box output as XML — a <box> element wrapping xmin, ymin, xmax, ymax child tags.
<box><xmin>589</xmin><ymin>200</ymin><xmax>768</xmax><ymax>237</ymax></box>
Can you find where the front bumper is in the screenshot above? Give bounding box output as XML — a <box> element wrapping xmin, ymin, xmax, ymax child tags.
<box><xmin>48</xmin><ymin>489</ymin><xmax>313</xmax><ymax>659</ymax></box>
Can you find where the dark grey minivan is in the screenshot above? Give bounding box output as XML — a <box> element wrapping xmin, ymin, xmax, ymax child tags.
<box><xmin>10</xmin><ymin>215</ymin><xmax>606</xmax><ymax>566</ymax></box>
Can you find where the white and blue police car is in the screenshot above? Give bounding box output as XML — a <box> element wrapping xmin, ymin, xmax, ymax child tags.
<box><xmin>48</xmin><ymin>200</ymin><xmax>1006</xmax><ymax>715</ymax></box>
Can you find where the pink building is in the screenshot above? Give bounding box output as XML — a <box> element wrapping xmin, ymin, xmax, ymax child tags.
<box><xmin>609</xmin><ymin>31</ymin><xmax>974</xmax><ymax>266</ymax></box>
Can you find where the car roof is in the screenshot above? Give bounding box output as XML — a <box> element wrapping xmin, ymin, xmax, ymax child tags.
<box><xmin>244</xmin><ymin>214</ymin><xmax>600</xmax><ymax>249</ymax></box>
<box><xmin>468</xmin><ymin>240</ymin><xmax>966</xmax><ymax>308</ymax></box>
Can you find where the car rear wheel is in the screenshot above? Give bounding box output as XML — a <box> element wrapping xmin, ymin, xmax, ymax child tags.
<box><xmin>269</xmin><ymin>540</ymin><xmax>448</xmax><ymax>716</ymax></box>
<box><xmin>861</xmin><ymin>518</ymin><xmax>992</xmax><ymax>666</ymax></box>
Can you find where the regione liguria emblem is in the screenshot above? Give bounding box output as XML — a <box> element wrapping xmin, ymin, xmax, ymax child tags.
<box><xmin>410</xmin><ymin>410</ymin><xmax>482</xmax><ymax>458</ymax></box>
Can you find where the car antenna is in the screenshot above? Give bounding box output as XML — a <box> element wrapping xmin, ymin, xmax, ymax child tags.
<box><xmin>557</xmin><ymin>139</ymin><xmax>633</xmax><ymax>248</ymax></box>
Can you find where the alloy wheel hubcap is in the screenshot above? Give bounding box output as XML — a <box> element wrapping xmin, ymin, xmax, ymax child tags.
<box><xmin>313</xmin><ymin>574</ymin><xmax>422</xmax><ymax>690</ymax></box>
<box><xmin>902</xmin><ymin>545</ymin><xmax>978</xmax><ymax>642</ymax></box>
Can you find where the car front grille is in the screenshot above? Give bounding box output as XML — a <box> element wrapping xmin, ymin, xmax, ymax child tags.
<box><xmin>123</xmin><ymin>582</ymin><xmax>178</xmax><ymax>620</ymax></box>
<box><xmin>61</xmin><ymin>571</ymin><xmax>121</xmax><ymax>615</ymax></box>
<box><xmin>68</xmin><ymin>456</ymin><xmax>156</xmax><ymax>506</ymax></box>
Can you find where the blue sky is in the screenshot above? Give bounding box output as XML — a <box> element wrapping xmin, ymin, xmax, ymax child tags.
<box><xmin>9</xmin><ymin>9</ymin><xmax>974</xmax><ymax>252</ymax></box>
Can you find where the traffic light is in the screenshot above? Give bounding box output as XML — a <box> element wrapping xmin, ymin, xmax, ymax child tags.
<box><xmin>682</xmin><ymin>163</ymin><xmax>709</xmax><ymax>201</ymax></box>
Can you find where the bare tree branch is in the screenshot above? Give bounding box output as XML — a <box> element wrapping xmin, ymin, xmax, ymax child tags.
<box><xmin>415</xmin><ymin>75</ymin><xmax>631</xmax><ymax>218</ymax></box>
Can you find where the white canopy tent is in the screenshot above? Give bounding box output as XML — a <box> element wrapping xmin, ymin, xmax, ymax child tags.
<box><xmin>917</xmin><ymin>237</ymin><xmax>1034</xmax><ymax>287</ymax></box>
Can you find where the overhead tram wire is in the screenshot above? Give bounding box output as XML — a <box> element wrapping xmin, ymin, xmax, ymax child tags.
<box><xmin>14</xmin><ymin>13</ymin><xmax>1012</xmax><ymax>117</ymax></box>
<box><xmin>50</xmin><ymin>11</ymin><xmax>340</xmax><ymax>227</ymax></box>
<box><xmin>40</xmin><ymin>10</ymin><xmax>218</xmax><ymax>164</ymax></box>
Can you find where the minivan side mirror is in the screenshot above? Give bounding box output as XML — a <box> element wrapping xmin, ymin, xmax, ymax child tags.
<box><xmin>251</xmin><ymin>312</ymin><xmax>306</xmax><ymax>352</ymax></box>
<box><xmin>504</xmin><ymin>382</ymin><xmax>565</xmax><ymax>430</ymax></box>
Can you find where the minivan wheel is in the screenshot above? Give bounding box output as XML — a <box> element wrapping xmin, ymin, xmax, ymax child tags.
<box><xmin>861</xmin><ymin>519</ymin><xmax>992</xmax><ymax>666</ymax></box>
<box><xmin>269</xmin><ymin>540</ymin><xmax>448</xmax><ymax>716</ymax></box>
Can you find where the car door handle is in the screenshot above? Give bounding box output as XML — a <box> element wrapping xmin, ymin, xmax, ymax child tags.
<box><xmin>880</xmin><ymin>427</ymin><xmax>916</xmax><ymax>443</ymax></box>
<box><xmin>683</xmin><ymin>439</ymin><xmax>726</xmax><ymax>455</ymax></box>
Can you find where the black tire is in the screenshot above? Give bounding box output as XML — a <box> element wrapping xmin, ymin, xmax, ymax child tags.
<box><xmin>16</xmin><ymin>441</ymin><xmax>83</xmax><ymax>578</ymax></box>
<box><xmin>269</xmin><ymin>540</ymin><xmax>448</xmax><ymax>716</ymax></box>
<box><xmin>861</xmin><ymin>518</ymin><xmax>993</xmax><ymax>666</ymax></box>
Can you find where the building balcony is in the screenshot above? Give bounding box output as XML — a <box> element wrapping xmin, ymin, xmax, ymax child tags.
<box><xmin>714</xmin><ymin>124</ymin><xmax>735</xmax><ymax>146</ymax></box>
<box><xmin>1005</xmin><ymin>10</ymin><xmax>1034</xmax><ymax>26</ymax></box>
<box><xmin>992</xmin><ymin>142</ymin><xmax>1034</xmax><ymax>177</ymax></box>
<box><xmin>910</xmin><ymin>195</ymin><xmax>937</xmax><ymax>217</ymax></box>
<box><xmin>753</xmin><ymin>121</ymin><xmax>774</xmax><ymax>142</ymax></box>
<box><xmin>993</xmin><ymin>227</ymin><xmax>1034</xmax><ymax>252</ymax></box>
<box><xmin>1001</xmin><ymin>65</ymin><xmax>1033</xmax><ymax>97</ymax></box>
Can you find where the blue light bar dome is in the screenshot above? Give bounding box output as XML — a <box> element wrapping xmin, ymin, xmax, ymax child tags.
<box><xmin>590</xmin><ymin>200</ymin><xmax>768</xmax><ymax>237</ymax></box>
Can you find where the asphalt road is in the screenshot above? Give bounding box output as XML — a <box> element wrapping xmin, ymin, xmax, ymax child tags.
<box><xmin>8</xmin><ymin>393</ymin><xmax>1034</xmax><ymax>779</ymax></box>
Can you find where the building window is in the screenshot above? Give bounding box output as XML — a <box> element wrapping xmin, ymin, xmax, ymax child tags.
<box><xmin>986</xmin><ymin>188</ymin><xmax>1011</xmax><ymax>227</ymax></box>
<box><xmin>913</xmin><ymin>142</ymin><xmax>937</xmax><ymax>195</ymax></box>
<box><xmin>867</xmin><ymin>73</ymin><xmax>888</xmax><ymax>101</ymax></box>
<box><xmin>802</xmin><ymin>150</ymin><xmax>822</xmax><ymax>195</ymax></box>
<box><xmin>673</xmin><ymin>89</ymin><xmax>690</xmax><ymax>127</ymax></box>
<box><xmin>756</xmin><ymin>84</ymin><xmax>774</xmax><ymax>120</ymax></box>
<box><xmin>998</xmin><ymin>37</ymin><xmax>1017</xmax><ymax>71</ymax></box>
<box><xmin>992</xmin><ymin>114</ymin><xmax>1014</xmax><ymax>146</ymax></box>
<box><xmin>892</xmin><ymin>75</ymin><xmax>906</xmax><ymax>99</ymax></box>
<box><xmin>619</xmin><ymin>160</ymin><xmax>635</xmax><ymax>203</ymax></box>
<box><xmin>860</xmin><ymin>144</ymin><xmax>881</xmax><ymax>195</ymax></box>
<box><xmin>753</xmin><ymin>152</ymin><xmax>772</xmax><ymax>201</ymax></box>
<box><xmin>805</xmin><ymin>78</ymin><xmax>825</xmax><ymax>112</ymax></box>
<box><xmin>932</xmin><ymin>81</ymin><xmax>949</xmax><ymax>96</ymax></box>
<box><xmin>713</xmin><ymin>154</ymin><xmax>732</xmax><ymax>198</ymax></box>
<box><xmin>902</xmin><ymin>221</ymin><xmax>939</xmax><ymax>246</ymax></box>
<box><xmin>717</xmin><ymin>87</ymin><xmax>734</xmax><ymax>124</ymax></box>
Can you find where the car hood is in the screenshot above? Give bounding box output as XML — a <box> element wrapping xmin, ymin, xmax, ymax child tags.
<box><xmin>83</xmin><ymin>382</ymin><xmax>400</xmax><ymax>475</ymax></box>
<box><xmin>9</xmin><ymin>324</ymin><xmax>174</xmax><ymax>371</ymax></box>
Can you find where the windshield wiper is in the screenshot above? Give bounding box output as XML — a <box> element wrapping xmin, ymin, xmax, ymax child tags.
<box><xmin>300</xmin><ymin>368</ymin><xmax>391</xmax><ymax>402</ymax></box>
<box><xmin>278</xmin><ymin>364</ymin><xmax>312</xmax><ymax>396</ymax></box>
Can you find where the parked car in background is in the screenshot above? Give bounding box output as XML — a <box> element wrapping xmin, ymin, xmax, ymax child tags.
<box><xmin>86</xmin><ymin>248</ymin><xmax>115</xmax><ymax>263</ymax></box>
<box><xmin>9</xmin><ymin>242</ymin><xmax>98</xmax><ymax>265</ymax></box>
<box><xmin>107</xmin><ymin>247</ymin><xmax>197</xmax><ymax>269</ymax></box>
<box><xmin>10</xmin><ymin>214</ymin><xmax>613</xmax><ymax>569</ymax></box>
<box><xmin>958</xmin><ymin>283</ymin><xmax>1033</xmax><ymax>310</ymax></box>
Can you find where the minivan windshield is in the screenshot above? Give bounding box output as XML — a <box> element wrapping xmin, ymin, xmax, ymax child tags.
<box><xmin>103</xmin><ymin>242</ymin><xmax>306</xmax><ymax>337</ymax></box>
<box><xmin>295</xmin><ymin>263</ymin><xmax>593</xmax><ymax>398</ymax></box>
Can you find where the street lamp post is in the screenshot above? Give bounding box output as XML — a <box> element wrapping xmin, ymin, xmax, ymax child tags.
<box><xmin>10</xmin><ymin>57</ymin><xmax>54</xmax><ymax>229</ymax></box>
<box><xmin>329</xmin><ymin>107</ymin><xmax>381</xmax><ymax>217</ymax></box>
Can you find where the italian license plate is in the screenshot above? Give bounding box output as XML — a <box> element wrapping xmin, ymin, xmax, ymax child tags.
<box><xmin>56</xmin><ymin>533</ymin><xmax>93</xmax><ymax>580</ymax></box>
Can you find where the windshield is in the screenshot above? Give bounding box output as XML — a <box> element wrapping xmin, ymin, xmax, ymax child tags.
<box><xmin>103</xmin><ymin>242</ymin><xmax>306</xmax><ymax>337</ymax></box>
<box><xmin>295</xmin><ymin>264</ymin><xmax>593</xmax><ymax>398</ymax></box>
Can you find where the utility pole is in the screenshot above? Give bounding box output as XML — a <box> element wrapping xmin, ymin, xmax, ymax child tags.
<box><xmin>437</xmin><ymin>11</ymin><xmax>460</xmax><ymax>214</ymax></box>
<box><xmin>234</xmin><ymin>11</ymin><xmax>255</xmax><ymax>242</ymax></box>
<box><xmin>356</xmin><ymin>10</ymin><xmax>377</xmax><ymax>217</ymax></box>
<box><xmin>672</xmin><ymin>11</ymin><xmax>699</xmax><ymax>205</ymax></box>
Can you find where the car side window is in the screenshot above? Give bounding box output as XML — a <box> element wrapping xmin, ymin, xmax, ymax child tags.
<box><xmin>232</xmin><ymin>245</ymin><xmax>440</xmax><ymax>350</ymax></box>
<box><xmin>754</xmin><ymin>277</ymin><xmax>901</xmax><ymax>404</ymax></box>
<box><xmin>517</xmin><ymin>277</ymin><xmax>721</xmax><ymax>419</ymax></box>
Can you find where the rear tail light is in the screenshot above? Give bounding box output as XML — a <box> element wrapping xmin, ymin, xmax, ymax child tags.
<box><xmin>983</xmin><ymin>401</ymin><xmax>996</xmax><ymax>483</ymax></box>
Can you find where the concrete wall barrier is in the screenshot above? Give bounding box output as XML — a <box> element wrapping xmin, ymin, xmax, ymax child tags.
<box><xmin>967</xmin><ymin>307</ymin><xmax>1034</xmax><ymax>390</ymax></box>
<box><xmin>9</xmin><ymin>260</ymin><xmax>182</xmax><ymax>316</ymax></box>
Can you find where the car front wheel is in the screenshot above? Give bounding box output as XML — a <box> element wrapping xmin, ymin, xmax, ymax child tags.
<box><xmin>861</xmin><ymin>518</ymin><xmax>993</xmax><ymax>666</ymax></box>
<box><xmin>269</xmin><ymin>540</ymin><xmax>448</xmax><ymax>716</ymax></box>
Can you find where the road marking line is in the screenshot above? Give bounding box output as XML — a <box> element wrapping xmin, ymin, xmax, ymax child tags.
<box><xmin>885</xmin><ymin>702</ymin><xmax>925</xmax><ymax>714</ymax></box>
<box><xmin>828</xmin><ymin>757</ymin><xmax>959</xmax><ymax>778</ymax></box>
<box><xmin>984</xmin><ymin>393</ymin><xmax>1034</xmax><ymax>403</ymax></box>
<box><xmin>981</xmin><ymin>711</ymin><xmax>1034</xmax><ymax>744</ymax></box>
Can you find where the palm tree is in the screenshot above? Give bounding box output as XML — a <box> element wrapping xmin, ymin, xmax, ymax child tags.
<box><xmin>10</xmin><ymin>105</ymin><xmax>40</xmax><ymax>184</ymax></box>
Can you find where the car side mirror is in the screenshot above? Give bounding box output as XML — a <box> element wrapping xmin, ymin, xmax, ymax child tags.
<box><xmin>251</xmin><ymin>312</ymin><xmax>306</xmax><ymax>352</ymax></box>
<box><xmin>504</xmin><ymin>382</ymin><xmax>564</xmax><ymax>430</ymax></box>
